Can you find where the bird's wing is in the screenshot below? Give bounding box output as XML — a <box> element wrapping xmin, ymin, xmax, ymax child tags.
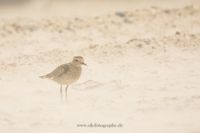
<box><xmin>45</xmin><ymin>64</ymin><xmax>69</xmax><ymax>78</ymax></box>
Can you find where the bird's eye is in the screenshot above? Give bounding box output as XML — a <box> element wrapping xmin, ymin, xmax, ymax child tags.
<box><xmin>75</xmin><ymin>59</ymin><xmax>78</xmax><ymax>62</ymax></box>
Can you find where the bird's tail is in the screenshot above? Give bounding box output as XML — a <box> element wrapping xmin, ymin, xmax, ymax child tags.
<box><xmin>39</xmin><ymin>75</ymin><xmax>48</xmax><ymax>79</ymax></box>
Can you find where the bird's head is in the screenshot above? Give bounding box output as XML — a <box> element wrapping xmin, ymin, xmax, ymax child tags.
<box><xmin>72</xmin><ymin>56</ymin><xmax>87</xmax><ymax>66</ymax></box>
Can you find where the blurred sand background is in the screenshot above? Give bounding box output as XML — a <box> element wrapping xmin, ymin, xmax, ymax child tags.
<box><xmin>0</xmin><ymin>0</ymin><xmax>200</xmax><ymax>133</ymax></box>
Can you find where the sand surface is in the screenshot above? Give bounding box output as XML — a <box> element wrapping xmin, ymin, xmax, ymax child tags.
<box><xmin>0</xmin><ymin>0</ymin><xmax>200</xmax><ymax>133</ymax></box>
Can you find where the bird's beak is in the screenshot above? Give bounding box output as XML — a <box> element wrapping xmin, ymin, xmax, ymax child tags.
<box><xmin>82</xmin><ymin>62</ymin><xmax>87</xmax><ymax>66</ymax></box>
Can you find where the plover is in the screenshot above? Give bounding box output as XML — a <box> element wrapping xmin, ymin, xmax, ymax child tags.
<box><xmin>40</xmin><ymin>56</ymin><xmax>86</xmax><ymax>100</ymax></box>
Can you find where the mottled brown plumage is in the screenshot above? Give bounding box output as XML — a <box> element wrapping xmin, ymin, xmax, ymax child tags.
<box><xmin>40</xmin><ymin>56</ymin><xmax>86</xmax><ymax>100</ymax></box>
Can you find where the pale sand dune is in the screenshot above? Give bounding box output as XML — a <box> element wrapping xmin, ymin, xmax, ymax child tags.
<box><xmin>0</xmin><ymin>1</ymin><xmax>200</xmax><ymax>133</ymax></box>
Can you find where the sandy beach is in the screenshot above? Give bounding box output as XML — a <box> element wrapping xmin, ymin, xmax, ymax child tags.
<box><xmin>0</xmin><ymin>0</ymin><xmax>200</xmax><ymax>133</ymax></box>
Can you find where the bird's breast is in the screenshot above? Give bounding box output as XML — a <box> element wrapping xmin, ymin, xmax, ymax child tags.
<box><xmin>57</xmin><ymin>66</ymin><xmax>82</xmax><ymax>85</ymax></box>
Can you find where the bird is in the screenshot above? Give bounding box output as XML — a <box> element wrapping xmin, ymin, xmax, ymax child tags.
<box><xmin>40</xmin><ymin>56</ymin><xmax>86</xmax><ymax>101</ymax></box>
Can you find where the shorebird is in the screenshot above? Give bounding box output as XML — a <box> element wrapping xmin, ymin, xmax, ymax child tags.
<box><xmin>40</xmin><ymin>56</ymin><xmax>86</xmax><ymax>100</ymax></box>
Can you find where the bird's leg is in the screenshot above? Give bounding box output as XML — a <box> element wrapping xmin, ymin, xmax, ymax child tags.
<box><xmin>60</xmin><ymin>85</ymin><xmax>63</xmax><ymax>101</ymax></box>
<box><xmin>65</xmin><ymin>85</ymin><xmax>69</xmax><ymax>101</ymax></box>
